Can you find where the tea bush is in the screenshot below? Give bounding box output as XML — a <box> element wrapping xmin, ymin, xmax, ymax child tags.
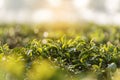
<box><xmin>0</xmin><ymin>23</ymin><xmax>120</xmax><ymax>80</ymax></box>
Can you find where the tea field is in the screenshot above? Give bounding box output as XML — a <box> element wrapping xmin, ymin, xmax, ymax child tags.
<box><xmin>0</xmin><ymin>23</ymin><xmax>120</xmax><ymax>80</ymax></box>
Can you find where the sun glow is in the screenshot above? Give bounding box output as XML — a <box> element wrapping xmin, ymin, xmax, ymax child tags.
<box><xmin>105</xmin><ymin>0</ymin><xmax>119</xmax><ymax>13</ymax></box>
<box><xmin>47</xmin><ymin>0</ymin><xmax>61</xmax><ymax>7</ymax></box>
<box><xmin>0</xmin><ymin>0</ymin><xmax>4</xmax><ymax>8</ymax></box>
<box><xmin>73</xmin><ymin>0</ymin><xmax>89</xmax><ymax>8</ymax></box>
<box><xmin>32</xmin><ymin>9</ymin><xmax>53</xmax><ymax>22</ymax></box>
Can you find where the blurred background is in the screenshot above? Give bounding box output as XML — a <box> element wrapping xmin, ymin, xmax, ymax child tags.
<box><xmin>0</xmin><ymin>0</ymin><xmax>120</xmax><ymax>24</ymax></box>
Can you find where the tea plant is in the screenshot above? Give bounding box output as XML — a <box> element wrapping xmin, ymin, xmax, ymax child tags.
<box><xmin>0</xmin><ymin>23</ymin><xmax>120</xmax><ymax>80</ymax></box>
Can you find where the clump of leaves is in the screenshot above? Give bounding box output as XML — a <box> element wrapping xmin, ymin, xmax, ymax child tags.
<box><xmin>1</xmin><ymin>23</ymin><xmax>120</xmax><ymax>80</ymax></box>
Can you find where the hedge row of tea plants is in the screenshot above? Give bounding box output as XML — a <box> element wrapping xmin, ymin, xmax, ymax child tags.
<box><xmin>0</xmin><ymin>23</ymin><xmax>120</xmax><ymax>48</ymax></box>
<box><xmin>0</xmin><ymin>37</ymin><xmax>120</xmax><ymax>80</ymax></box>
<box><xmin>0</xmin><ymin>23</ymin><xmax>120</xmax><ymax>80</ymax></box>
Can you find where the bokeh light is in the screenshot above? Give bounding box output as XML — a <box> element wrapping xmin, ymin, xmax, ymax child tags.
<box><xmin>0</xmin><ymin>0</ymin><xmax>120</xmax><ymax>24</ymax></box>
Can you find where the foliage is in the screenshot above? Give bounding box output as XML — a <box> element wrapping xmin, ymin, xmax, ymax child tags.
<box><xmin>0</xmin><ymin>23</ymin><xmax>120</xmax><ymax>80</ymax></box>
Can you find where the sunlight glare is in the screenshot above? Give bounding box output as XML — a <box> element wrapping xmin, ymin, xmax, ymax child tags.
<box><xmin>105</xmin><ymin>0</ymin><xmax>119</xmax><ymax>13</ymax></box>
<box><xmin>73</xmin><ymin>0</ymin><xmax>89</xmax><ymax>8</ymax></box>
<box><xmin>47</xmin><ymin>0</ymin><xmax>61</xmax><ymax>7</ymax></box>
<box><xmin>0</xmin><ymin>0</ymin><xmax>4</xmax><ymax>8</ymax></box>
<box><xmin>32</xmin><ymin>9</ymin><xmax>53</xmax><ymax>22</ymax></box>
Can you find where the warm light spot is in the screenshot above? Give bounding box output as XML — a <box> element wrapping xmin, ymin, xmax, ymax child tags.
<box><xmin>73</xmin><ymin>0</ymin><xmax>89</xmax><ymax>8</ymax></box>
<box><xmin>81</xmin><ymin>9</ymin><xmax>94</xmax><ymax>21</ymax></box>
<box><xmin>42</xmin><ymin>39</ymin><xmax>47</xmax><ymax>44</ymax></box>
<box><xmin>0</xmin><ymin>0</ymin><xmax>4</xmax><ymax>8</ymax></box>
<box><xmin>2</xmin><ymin>57</ymin><xmax>6</xmax><ymax>61</ymax></box>
<box><xmin>32</xmin><ymin>9</ymin><xmax>53</xmax><ymax>22</ymax></box>
<box><xmin>105</xmin><ymin>0</ymin><xmax>119</xmax><ymax>13</ymax></box>
<box><xmin>43</xmin><ymin>32</ymin><xmax>49</xmax><ymax>37</ymax></box>
<box><xmin>47</xmin><ymin>0</ymin><xmax>61</xmax><ymax>7</ymax></box>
